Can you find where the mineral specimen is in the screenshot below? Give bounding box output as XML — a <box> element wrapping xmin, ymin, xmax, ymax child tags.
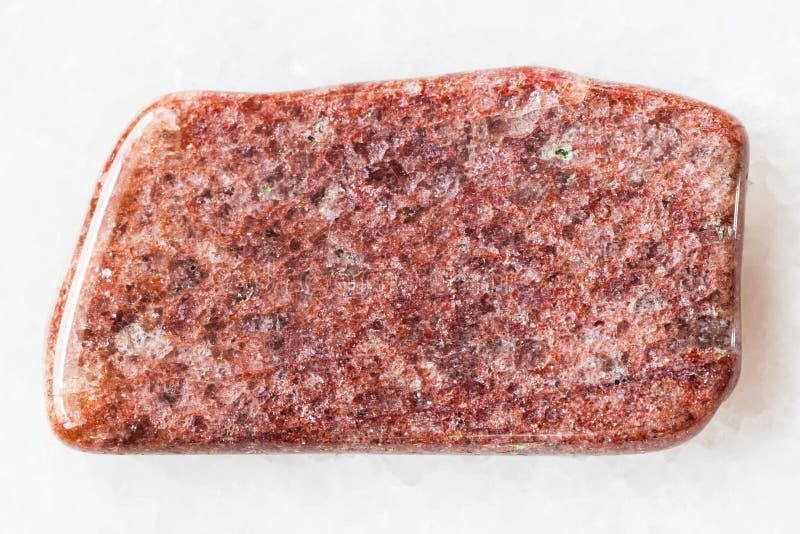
<box><xmin>46</xmin><ymin>67</ymin><xmax>747</xmax><ymax>453</ymax></box>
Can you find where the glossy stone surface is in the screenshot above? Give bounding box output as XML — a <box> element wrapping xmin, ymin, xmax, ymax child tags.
<box><xmin>46</xmin><ymin>67</ymin><xmax>747</xmax><ymax>453</ymax></box>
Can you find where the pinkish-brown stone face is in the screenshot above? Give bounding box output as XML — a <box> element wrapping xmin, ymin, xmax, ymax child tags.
<box><xmin>46</xmin><ymin>67</ymin><xmax>746</xmax><ymax>453</ymax></box>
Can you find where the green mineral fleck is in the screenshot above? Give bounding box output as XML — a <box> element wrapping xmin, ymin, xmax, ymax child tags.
<box><xmin>555</xmin><ymin>143</ymin><xmax>573</xmax><ymax>160</ymax></box>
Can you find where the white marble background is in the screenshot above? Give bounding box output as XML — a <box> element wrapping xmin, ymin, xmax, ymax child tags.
<box><xmin>1</xmin><ymin>1</ymin><xmax>797</xmax><ymax>532</ymax></box>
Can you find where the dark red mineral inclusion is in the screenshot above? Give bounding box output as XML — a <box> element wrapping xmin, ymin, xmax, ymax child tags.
<box><xmin>46</xmin><ymin>67</ymin><xmax>747</xmax><ymax>453</ymax></box>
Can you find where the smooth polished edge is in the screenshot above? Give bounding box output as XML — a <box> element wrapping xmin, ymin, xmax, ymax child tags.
<box><xmin>727</xmin><ymin>123</ymin><xmax>749</xmax><ymax>402</ymax></box>
<box><xmin>48</xmin><ymin>107</ymin><xmax>169</xmax><ymax>435</ymax></box>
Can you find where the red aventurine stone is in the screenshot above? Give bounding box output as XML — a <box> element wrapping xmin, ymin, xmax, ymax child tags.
<box><xmin>46</xmin><ymin>67</ymin><xmax>747</xmax><ymax>453</ymax></box>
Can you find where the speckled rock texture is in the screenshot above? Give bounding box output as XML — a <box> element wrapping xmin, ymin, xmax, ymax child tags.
<box><xmin>46</xmin><ymin>67</ymin><xmax>747</xmax><ymax>454</ymax></box>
